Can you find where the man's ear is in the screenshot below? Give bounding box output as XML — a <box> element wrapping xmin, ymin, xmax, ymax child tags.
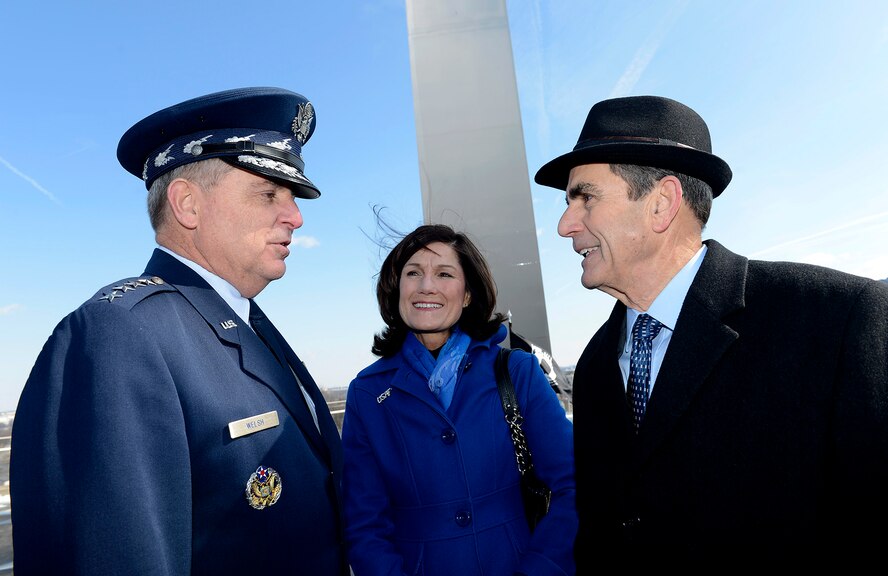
<box><xmin>167</xmin><ymin>178</ymin><xmax>200</xmax><ymax>230</ymax></box>
<box><xmin>650</xmin><ymin>176</ymin><xmax>683</xmax><ymax>233</ymax></box>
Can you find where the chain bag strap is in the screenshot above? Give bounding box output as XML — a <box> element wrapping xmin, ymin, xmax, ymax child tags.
<box><xmin>495</xmin><ymin>347</ymin><xmax>552</xmax><ymax>530</ymax></box>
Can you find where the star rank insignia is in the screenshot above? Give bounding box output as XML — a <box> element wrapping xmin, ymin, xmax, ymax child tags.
<box><xmin>98</xmin><ymin>291</ymin><xmax>123</xmax><ymax>303</ymax></box>
<box><xmin>96</xmin><ymin>276</ymin><xmax>165</xmax><ymax>303</ymax></box>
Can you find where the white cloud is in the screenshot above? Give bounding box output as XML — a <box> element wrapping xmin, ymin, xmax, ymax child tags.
<box><xmin>798</xmin><ymin>251</ymin><xmax>842</xmax><ymax>268</ymax></box>
<box><xmin>292</xmin><ymin>236</ymin><xmax>320</xmax><ymax>248</ymax></box>
<box><xmin>0</xmin><ymin>156</ymin><xmax>61</xmax><ymax>205</ymax></box>
<box><xmin>796</xmin><ymin>250</ymin><xmax>888</xmax><ymax>281</ymax></box>
<box><xmin>609</xmin><ymin>0</ymin><xmax>690</xmax><ymax>98</ymax></box>
<box><xmin>610</xmin><ymin>44</ymin><xmax>659</xmax><ymax>98</ymax></box>
<box><xmin>0</xmin><ymin>304</ymin><xmax>22</xmax><ymax>316</ymax></box>
<box><xmin>750</xmin><ymin>211</ymin><xmax>888</xmax><ymax>259</ymax></box>
<box><xmin>856</xmin><ymin>255</ymin><xmax>888</xmax><ymax>281</ymax></box>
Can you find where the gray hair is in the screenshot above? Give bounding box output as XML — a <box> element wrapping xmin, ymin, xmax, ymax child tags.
<box><xmin>610</xmin><ymin>164</ymin><xmax>713</xmax><ymax>227</ymax></box>
<box><xmin>147</xmin><ymin>159</ymin><xmax>234</xmax><ymax>231</ymax></box>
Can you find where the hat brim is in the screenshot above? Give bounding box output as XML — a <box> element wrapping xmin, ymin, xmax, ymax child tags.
<box><xmin>534</xmin><ymin>142</ymin><xmax>732</xmax><ymax>197</ymax></box>
<box><xmin>224</xmin><ymin>158</ymin><xmax>320</xmax><ymax>200</ymax></box>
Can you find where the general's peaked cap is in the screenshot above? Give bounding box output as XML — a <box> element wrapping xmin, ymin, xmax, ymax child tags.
<box><xmin>117</xmin><ymin>87</ymin><xmax>320</xmax><ymax>199</ymax></box>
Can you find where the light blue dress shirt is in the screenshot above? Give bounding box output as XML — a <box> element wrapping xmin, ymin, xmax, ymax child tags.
<box><xmin>158</xmin><ymin>245</ymin><xmax>251</xmax><ymax>326</ymax></box>
<box><xmin>619</xmin><ymin>245</ymin><xmax>707</xmax><ymax>394</ymax></box>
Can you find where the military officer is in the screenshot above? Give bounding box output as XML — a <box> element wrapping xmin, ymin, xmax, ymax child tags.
<box><xmin>10</xmin><ymin>87</ymin><xmax>348</xmax><ymax>575</ymax></box>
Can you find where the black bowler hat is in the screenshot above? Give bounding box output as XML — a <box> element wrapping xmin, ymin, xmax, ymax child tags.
<box><xmin>117</xmin><ymin>87</ymin><xmax>320</xmax><ymax>199</ymax></box>
<box><xmin>534</xmin><ymin>95</ymin><xmax>732</xmax><ymax>197</ymax></box>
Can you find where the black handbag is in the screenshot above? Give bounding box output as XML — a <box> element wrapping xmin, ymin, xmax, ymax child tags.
<box><xmin>495</xmin><ymin>347</ymin><xmax>552</xmax><ymax>530</ymax></box>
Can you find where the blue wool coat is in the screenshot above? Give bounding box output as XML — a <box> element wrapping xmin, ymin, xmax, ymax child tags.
<box><xmin>342</xmin><ymin>325</ymin><xmax>576</xmax><ymax>576</ymax></box>
<box><xmin>11</xmin><ymin>249</ymin><xmax>347</xmax><ymax>575</ymax></box>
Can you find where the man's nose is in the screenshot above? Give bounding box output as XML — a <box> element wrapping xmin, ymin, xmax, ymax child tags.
<box><xmin>282</xmin><ymin>199</ymin><xmax>304</xmax><ymax>229</ymax></box>
<box><xmin>557</xmin><ymin>204</ymin><xmax>579</xmax><ymax>237</ymax></box>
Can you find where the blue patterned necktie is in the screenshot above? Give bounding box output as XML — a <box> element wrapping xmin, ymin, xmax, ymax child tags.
<box><xmin>628</xmin><ymin>313</ymin><xmax>664</xmax><ymax>431</ymax></box>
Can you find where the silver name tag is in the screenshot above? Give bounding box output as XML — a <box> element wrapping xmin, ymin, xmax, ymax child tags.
<box><xmin>228</xmin><ymin>410</ymin><xmax>279</xmax><ymax>439</ymax></box>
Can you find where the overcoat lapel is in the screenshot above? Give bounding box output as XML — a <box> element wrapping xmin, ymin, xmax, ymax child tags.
<box><xmin>143</xmin><ymin>249</ymin><xmax>328</xmax><ymax>459</ymax></box>
<box><xmin>633</xmin><ymin>240</ymin><xmax>746</xmax><ymax>465</ymax></box>
<box><xmin>595</xmin><ymin>305</ymin><xmax>636</xmax><ymax>434</ymax></box>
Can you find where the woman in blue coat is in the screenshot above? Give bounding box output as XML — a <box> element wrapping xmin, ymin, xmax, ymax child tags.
<box><xmin>342</xmin><ymin>224</ymin><xmax>576</xmax><ymax>576</ymax></box>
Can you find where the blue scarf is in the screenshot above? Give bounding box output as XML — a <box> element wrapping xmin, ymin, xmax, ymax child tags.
<box><xmin>402</xmin><ymin>326</ymin><xmax>472</xmax><ymax>410</ymax></box>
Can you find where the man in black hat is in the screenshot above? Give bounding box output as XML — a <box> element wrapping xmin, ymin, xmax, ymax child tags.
<box><xmin>535</xmin><ymin>95</ymin><xmax>888</xmax><ymax>568</ymax></box>
<box><xmin>11</xmin><ymin>87</ymin><xmax>349</xmax><ymax>575</ymax></box>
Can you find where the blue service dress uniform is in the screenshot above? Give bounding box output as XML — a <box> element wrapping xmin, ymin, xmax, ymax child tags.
<box><xmin>11</xmin><ymin>248</ymin><xmax>347</xmax><ymax>575</ymax></box>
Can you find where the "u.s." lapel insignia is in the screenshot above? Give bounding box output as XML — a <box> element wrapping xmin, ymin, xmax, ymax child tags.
<box><xmin>245</xmin><ymin>465</ymin><xmax>282</xmax><ymax>510</ymax></box>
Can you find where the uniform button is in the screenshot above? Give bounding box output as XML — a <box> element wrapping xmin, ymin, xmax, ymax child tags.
<box><xmin>455</xmin><ymin>510</ymin><xmax>472</xmax><ymax>526</ymax></box>
<box><xmin>464</xmin><ymin>362</ymin><xmax>472</xmax><ymax>370</ymax></box>
<box><xmin>441</xmin><ymin>428</ymin><xmax>456</xmax><ymax>444</ymax></box>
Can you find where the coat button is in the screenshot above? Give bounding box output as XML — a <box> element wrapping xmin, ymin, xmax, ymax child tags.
<box><xmin>440</xmin><ymin>428</ymin><xmax>456</xmax><ymax>444</ymax></box>
<box><xmin>455</xmin><ymin>510</ymin><xmax>472</xmax><ymax>526</ymax></box>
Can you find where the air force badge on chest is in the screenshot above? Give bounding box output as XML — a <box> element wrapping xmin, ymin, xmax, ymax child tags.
<box><xmin>246</xmin><ymin>465</ymin><xmax>282</xmax><ymax>510</ymax></box>
<box><xmin>228</xmin><ymin>410</ymin><xmax>279</xmax><ymax>439</ymax></box>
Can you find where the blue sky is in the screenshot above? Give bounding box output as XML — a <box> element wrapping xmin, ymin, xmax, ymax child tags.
<box><xmin>2</xmin><ymin>0</ymin><xmax>887</xmax><ymax>411</ymax></box>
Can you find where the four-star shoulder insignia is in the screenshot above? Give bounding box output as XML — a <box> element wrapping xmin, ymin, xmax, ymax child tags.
<box><xmin>97</xmin><ymin>276</ymin><xmax>165</xmax><ymax>303</ymax></box>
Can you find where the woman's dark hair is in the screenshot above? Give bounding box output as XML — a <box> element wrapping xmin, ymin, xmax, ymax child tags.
<box><xmin>372</xmin><ymin>224</ymin><xmax>506</xmax><ymax>357</ymax></box>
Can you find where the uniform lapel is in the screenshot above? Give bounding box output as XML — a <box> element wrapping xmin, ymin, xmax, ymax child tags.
<box><xmin>251</xmin><ymin>305</ymin><xmax>331</xmax><ymax>461</ymax></box>
<box><xmin>143</xmin><ymin>249</ymin><xmax>329</xmax><ymax>460</ymax></box>
<box><xmin>143</xmin><ymin>249</ymin><xmax>245</xmax><ymax>349</ymax></box>
<box><xmin>633</xmin><ymin>240</ymin><xmax>746</xmax><ymax>465</ymax></box>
